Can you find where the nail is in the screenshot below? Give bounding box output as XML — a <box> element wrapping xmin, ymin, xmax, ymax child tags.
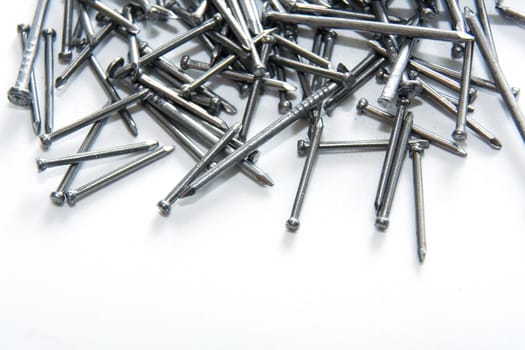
<box><xmin>453</xmin><ymin>40</ymin><xmax>474</xmax><ymax>141</ymax></box>
<box><xmin>272</xmin><ymin>33</ymin><xmax>332</xmax><ymax>68</ymax></box>
<box><xmin>17</xmin><ymin>24</ymin><xmax>42</xmax><ymax>135</ymax></box>
<box><xmin>227</xmin><ymin>0</ymin><xmax>265</xmax><ymax>76</ymax></box>
<box><xmin>240</xmin><ymin>38</ymin><xmax>273</xmax><ymax>140</ymax></box>
<box><xmin>88</xmin><ymin>55</ymin><xmax>138</xmax><ymax>136</ymax></box>
<box><xmin>113</xmin><ymin>14</ymin><xmax>223</xmax><ymax>79</ymax></box>
<box><xmin>59</xmin><ymin>0</ymin><xmax>74</xmax><ymax>62</ymax></box>
<box><xmin>209</xmin><ymin>0</ymin><xmax>252</xmax><ymax>51</ymax></box>
<box><xmin>465</xmin><ymin>7</ymin><xmax>525</xmax><ymax>144</ymax></box>
<box><xmin>239</xmin><ymin>0</ymin><xmax>263</xmax><ymax>34</ymax></box>
<box><xmin>284</xmin><ymin>1</ymin><xmax>404</xmax><ymax>22</ymax></box>
<box><xmin>50</xmin><ymin>120</ymin><xmax>106</xmax><ymax>206</ymax></box>
<box><xmin>8</xmin><ymin>0</ymin><xmax>50</xmax><ymax>106</ymax></box>
<box><xmin>158</xmin><ymin>123</ymin><xmax>242</xmax><ymax>215</ymax></box>
<box><xmin>180</xmin><ymin>55</ymin><xmax>296</xmax><ymax>92</ymax></box>
<box><xmin>495</xmin><ymin>2</ymin><xmax>525</xmax><ymax>26</ymax></box>
<box><xmin>375</xmin><ymin>96</ymin><xmax>410</xmax><ymax>213</ymax></box>
<box><xmin>79</xmin><ymin>2</ymin><xmax>96</xmax><ymax>46</ymax></box>
<box><xmin>270</xmin><ymin>55</ymin><xmax>354</xmax><ymax>85</ymax></box>
<box><xmin>55</xmin><ymin>22</ymin><xmax>114</xmax><ymax>89</ymax></box>
<box><xmin>37</xmin><ymin>140</ymin><xmax>159</xmax><ymax>171</ymax></box>
<box><xmin>124</xmin><ymin>6</ymin><xmax>140</xmax><ymax>67</ymax></box>
<box><xmin>263</xmin><ymin>11</ymin><xmax>474</xmax><ymax>42</ymax></box>
<box><xmin>179</xmin><ymin>81</ymin><xmax>341</xmax><ymax>198</ymax></box>
<box><xmin>443</xmin><ymin>0</ymin><xmax>466</xmax><ymax>58</ymax></box>
<box><xmin>66</xmin><ymin>145</ymin><xmax>174</xmax><ymax>205</ymax></box>
<box><xmin>40</xmin><ymin>88</ymin><xmax>150</xmax><ymax>146</ymax></box>
<box><xmin>42</xmin><ymin>28</ymin><xmax>56</xmax><ymax>134</ymax></box>
<box><xmin>474</xmin><ymin>0</ymin><xmax>498</xmax><ymax>59</ymax></box>
<box><xmin>81</xmin><ymin>0</ymin><xmax>140</xmax><ymax>34</ymax></box>
<box><xmin>409</xmin><ymin>140</ymin><xmax>429</xmax><ymax>263</ymax></box>
<box><xmin>297</xmin><ymin>138</ymin><xmax>430</xmax><ymax>156</ymax></box>
<box><xmin>286</xmin><ymin>117</ymin><xmax>323</xmax><ymax>232</ymax></box>
<box><xmin>376</xmin><ymin>112</ymin><xmax>414</xmax><ymax>231</ymax></box>
<box><xmin>356</xmin><ymin>98</ymin><xmax>467</xmax><ymax>157</ymax></box>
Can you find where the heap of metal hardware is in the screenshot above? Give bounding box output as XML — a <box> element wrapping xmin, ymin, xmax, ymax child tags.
<box><xmin>7</xmin><ymin>0</ymin><xmax>525</xmax><ymax>262</ymax></box>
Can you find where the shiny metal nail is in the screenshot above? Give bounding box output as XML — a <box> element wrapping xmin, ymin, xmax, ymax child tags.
<box><xmin>286</xmin><ymin>117</ymin><xmax>323</xmax><ymax>232</ymax></box>
<box><xmin>270</xmin><ymin>55</ymin><xmax>353</xmax><ymax>84</ymax></box>
<box><xmin>180</xmin><ymin>55</ymin><xmax>297</xmax><ymax>92</ymax></box>
<box><xmin>17</xmin><ymin>24</ymin><xmax>41</xmax><ymax>135</ymax></box>
<box><xmin>375</xmin><ymin>96</ymin><xmax>410</xmax><ymax>213</ymax></box>
<box><xmin>475</xmin><ymin>0</ymin><xmax>498</xmax><ymax>59</ymax></box>
<box><xmin>210</xmin><ymin>0</ymin><xmax>252</xmax><ymax>50</ymax></box>
<box><xmin>272</xmin><ymin>33</ymin><xmax>332</xmax><ymax>68</ymax></box>
<box><xmin>263</xmin><ymin>11</ymin><xmax>474</xmax><ymax>42</ymax></box>
<box><xmin>50</xmin><ymin>121</ymin><xmax>106</xmax><ymax>206</ymax></box>
<box><xmin>158</xmin><ymin>123</ymin><xmax>241</xmax><ymax>215</ymax></box>
<box><xmin>59</xmin><ymin>0</ymin><xmax>74</xmax><ymax>62</ymax></box>
<box><xmin>444</xmin><ymin>0</ymin><xmax>466</xmax><ymax>58</ymax></box>
<box><xmin>66</xmin><ymin>145</ymin><xmax>174</xmax><ymax>205</ymax></box>
<box><xmin>40</xmin><ymin>88</ymin><xmax>150</xmax><ymax>146</ymax></box>
<box><xmin>409</xmin><ymin>140</ymin><xmax>429</xmax><ymax>263</ymax></box>
<box><xmin>55</xmin><ymin>22</ymin><xmax>114</xmax><ymax>89</ymax></box>
<box><xmin>8</xmin><ymin>0</ymin><xmax>50</xmax><ymax>106</ymax></box>
<box><xmin>42</xmin><ymin>28</ymin><xmax>56</xmax><ymax>134</ymax></box>
<box><xmin>113</xmin><ymin>14</ymin><xmax>223</xmax><ymax>79</ymax></box>
<box><xmin>297</xmin><ymin>138</ymin><xmax>430</xmax><ymax>156</ymax></box>
<box><xmin>376</xmin><ymin>112</ymin><xmax>414</xmax><ymax>231</ymax></box>
<box><xmin>453</xmin><ymin>40</ymin><xmax>474</xmax><ymax>141</ymax></box>
<box><xmin>465</xmin><ymin>7</ymin><xmax>525</xmax><ymax>143</ymax></box>
<box><xmin>37</xmin><ymin>140</ymin><xmax>159</xmax><ymax>171</ymax></box>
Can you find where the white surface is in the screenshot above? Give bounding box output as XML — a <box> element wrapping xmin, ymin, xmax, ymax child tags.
<box><xmin>1</xmin><ymin>1</ymin><xmax>525</xmax><ymax>349</ymax></box>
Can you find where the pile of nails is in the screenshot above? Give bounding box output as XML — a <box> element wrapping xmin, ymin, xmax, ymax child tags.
<box><xmin>7</xmin><ymin>0</ymin><xmax>525</xmax><ymax>263</ymax></box>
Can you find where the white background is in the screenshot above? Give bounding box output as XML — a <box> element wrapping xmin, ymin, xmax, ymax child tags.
<box><xmin>1</xmin><ymin>1</ymin><xmax>525</xmax><ymax>349</ymax></box>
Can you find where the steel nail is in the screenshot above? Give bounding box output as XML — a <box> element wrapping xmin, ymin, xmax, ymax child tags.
<box><xmin>409</xmin><ymin>140</ymin><xmax>429</xmax><ymax>263</ymax></box>
<box><xmin>40</xmin><ymin>88</ymin><xmax>150</xmax><ymax>146</ymax></box>
<box><xmin>37</xmin><ymin>140</ymin><xmax>159</xmax><ymax>171</ymax></box>
<box><xmin>59</xmin><ymin>0</ymin><xmax>74</xmax><ymax>62</ymax></box>
<box><xmin>42</xmin><ymin>28</ymin><xmax>56</xmax><ymax>134</ymax></box>
<box><xmin>286</xmin><ymin>117</ymin><xmax>323</xmax><ymax>232</ymax></box>
<box><xmin>8</xmin><ymin>0</ymin><xmax>50</xmax><ymax>106</ymax></box>
<box><xmin>158</xmin><ymin>123</ymin><xmax>242</xmax><ymax>215</ymax></box>
<box><xmin>17</xmin><ymin>24</ymin><xmax>42</xmax><ymax>135</ymax></box>
<box><xmin>65</xmin><ymin>146</ymin><xmax>174</xmax><ymax>205</ymax></box>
